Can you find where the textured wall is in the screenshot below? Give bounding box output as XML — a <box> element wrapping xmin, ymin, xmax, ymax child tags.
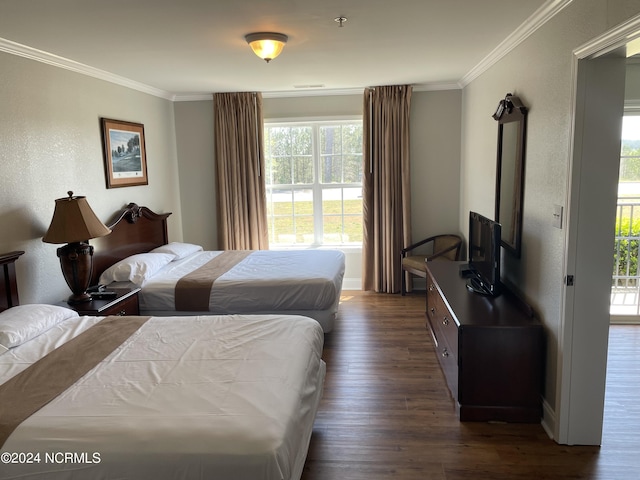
<box><xmin>0</xmin><ymin>52</ymin><xmax>182</xmax><ymax>304</ymax></box>
<box><xmin>460</xmin><ymin>0</ymin><xmax>640</xmax><ymax>435</ymax></box>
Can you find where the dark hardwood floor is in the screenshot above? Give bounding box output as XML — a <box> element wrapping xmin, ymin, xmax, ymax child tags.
<box><xmin>301</xmin><ymin>291</ymin><xmax>640</xmax><ymax>480</ymax></box>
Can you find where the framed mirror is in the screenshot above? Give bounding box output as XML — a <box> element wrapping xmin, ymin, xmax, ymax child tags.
<box><xmin>493</xmin><ymin>93</ymin><xmax>527</xmax><ymax>257</ymax></box>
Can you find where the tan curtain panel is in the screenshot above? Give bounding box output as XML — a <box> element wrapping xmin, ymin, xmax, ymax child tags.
<box><xmin>214</xmin><ymin>92</ymin><xmax>268</xmax><ymax>250</ymax></box>
<box><xmin>362</xmin><ymin>85</ymin><xmax>413</xmax><ymax>293</ymax></box>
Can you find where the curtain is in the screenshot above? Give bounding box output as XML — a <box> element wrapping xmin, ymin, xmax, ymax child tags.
<box><xmin>362</xmin><ymin>85</ymin><xmax>413</xmax><ymax>293</ymax></box>
<box><xmin>214</xmin><ymin>92</ymin><xmax>268</xmax><ymax>250</ymax></box>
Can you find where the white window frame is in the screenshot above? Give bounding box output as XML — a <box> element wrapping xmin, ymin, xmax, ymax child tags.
<box><xmin>264</xmin><ymin>116</ymin><xmax>363</xmax><ymax>248</ymax></box>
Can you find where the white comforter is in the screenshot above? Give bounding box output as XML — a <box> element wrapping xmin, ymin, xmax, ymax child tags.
<box><xmin>0</xmin><ymin>314</ymin><xmax>325</xmax><ymax>480</ymax></box>
<box><xmin>138</xmin><ymin>250</ymin><xmax>345</xmax><ymax>331</ymax></box>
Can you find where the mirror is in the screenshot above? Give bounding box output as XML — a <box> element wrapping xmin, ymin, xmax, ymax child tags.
<box><xmin>493</xmin><ymin>93</ymin><xmax>527</xmax><ymax>257</ymax></box>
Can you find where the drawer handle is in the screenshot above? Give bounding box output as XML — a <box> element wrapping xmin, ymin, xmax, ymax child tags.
<box><xmin>442</xmin><ymin>349</ymin><xmax>449</xmax><ymax>358</ymax></box>
<box><xmin>442</xmin><ymin>317</ymin><xmax>449</xmax><ymax>326</ymax></box>
<box><xmin>118</xmin><ymin>310</ymin><xmax>126</xmax><ymax>316</ymax></box>
<box><xmin>428</xmin><ymin>284</ymin><xmax>434</xmax><ymax>292</ymax></box>
<box><xmin>430</xmin><ymin>307</ymin><xmax>435</xmax><ymax>314</ymax></box>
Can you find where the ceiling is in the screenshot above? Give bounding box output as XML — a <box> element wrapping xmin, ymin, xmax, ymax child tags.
<box><xmin>0</xmin><ymin>0</ymin><xmax>555</xmax><ymax>99</ymax></box>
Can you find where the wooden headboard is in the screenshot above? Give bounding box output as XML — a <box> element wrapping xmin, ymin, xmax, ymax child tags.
<box><xmin>90</xmin><ymin>203</ymin><xmax>172</xmax><ymax>286</ymax></box>
<box><xmin>0</xmin><ymin>251</ymin><xmax>25</xmax><ymax>312</ymax></box>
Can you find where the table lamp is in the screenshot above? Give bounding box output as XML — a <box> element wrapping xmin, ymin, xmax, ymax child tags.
<box><xmin>43</xmin><ymin>191</ymin><xmax>112</xmax><ymax>304</ymax></box>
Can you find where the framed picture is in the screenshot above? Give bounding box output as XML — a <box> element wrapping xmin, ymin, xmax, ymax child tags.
<box><xmin>101</xmin><ymin>118</ymin><xmax>148</xmax><ymax>188</ymax></box>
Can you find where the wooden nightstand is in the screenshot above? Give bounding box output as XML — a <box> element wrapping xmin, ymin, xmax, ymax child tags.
<box><xmin>59</xmin><ymin>286</ymin><xmax>141</xmax><ymax>316</ymax></box>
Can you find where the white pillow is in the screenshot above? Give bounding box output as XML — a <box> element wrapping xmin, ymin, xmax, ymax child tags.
<box><xmin>0</xmin><ymin>304</ymin><xmax>79</xmax><ymax>349</ymax></box>
<box><xmin>151</xmin><ymin>242</ymin><xmax>203</xmax><ymax>260</ymax></box>
<box><xmin>98</xmin><ymin>252</ymin><xmax>175</xmax><ymax>286</ymax></box>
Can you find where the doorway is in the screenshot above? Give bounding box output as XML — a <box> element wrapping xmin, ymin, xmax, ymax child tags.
<box><xmin>560</xmin><ymin>17</ymin><xmax>640</xmax><ymax>445</ymax></box>
<box><xmin>611</xmin><ymin>113</ymin><xmax>640</xmax><ymax>321</ymax></box>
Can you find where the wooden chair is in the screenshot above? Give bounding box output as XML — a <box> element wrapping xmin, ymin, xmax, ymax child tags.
<box><xmin>401</xmin><ymin>234</ymin><xmax>462</xmax><ymax>295</ymax></box>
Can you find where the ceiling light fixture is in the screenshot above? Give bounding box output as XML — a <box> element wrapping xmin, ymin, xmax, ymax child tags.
<box><xmin>245</xmin><ymin>32</ymin><xmax>288</xmax><ymax>63</ymax></box>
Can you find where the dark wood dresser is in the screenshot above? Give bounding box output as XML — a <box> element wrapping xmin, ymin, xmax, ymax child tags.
<box><xmin>426</xmin><ymin>261</ymin><xmax>543</xmax><ymax>423</ymax></box>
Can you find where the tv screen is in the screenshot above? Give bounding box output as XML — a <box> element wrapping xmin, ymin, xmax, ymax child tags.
<box><xmin>467</xmin><ymin>211</ymin><xmax>502</xmax><ymax>296</ymax></box>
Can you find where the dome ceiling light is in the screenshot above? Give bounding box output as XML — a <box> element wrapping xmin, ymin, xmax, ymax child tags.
<box><xmin>245</xmin><ymin>32</ymin><xmax>288</xmax><ymax>63</ymax></box>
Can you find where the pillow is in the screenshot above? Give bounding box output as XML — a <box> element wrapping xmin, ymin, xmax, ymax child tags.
<box><xmin>0</xmin><ymin>304</ymin><xmax>79</xmax><ymax>349</ymax></box>
<box><xmin>151</xmin><ymin>242</ymin><xmax>203</xmax><ymax>260</ymax></box>
<box><xmin>98</xmin><ymin>252</ymin><xmax>175</xmax><ymax>286</ymax></box>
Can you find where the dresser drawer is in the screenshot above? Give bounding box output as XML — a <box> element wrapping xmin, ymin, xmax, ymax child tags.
<box><xmin>426</xmin><ymin>273</ymin><xmax>459</xmax><ymax>400</ymax></box>
<box><xmin>427</xmin><ymin>274</ymin><xmax>458</xmax><ymax>360</ymax></box>
<box><xmin>427</xmin><ymin>309</ymin><xmax>459</xmax><ymax>400</ymax></box>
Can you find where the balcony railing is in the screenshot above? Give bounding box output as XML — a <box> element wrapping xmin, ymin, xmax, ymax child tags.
<box><xmin>611</xmin><ymin>196</ymin><xmax>640</xmax><ymax>317</ymax></box>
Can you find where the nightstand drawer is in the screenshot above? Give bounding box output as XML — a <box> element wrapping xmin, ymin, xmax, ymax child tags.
<box><xmin>59</xmin><ymin>286</ymin><xmax>141</xmax><ymax>316</ymax></box>
<box><xmin>99</xmin><ymin>293</ymin><xmax>139</xmax><ymax>316</ymax></box>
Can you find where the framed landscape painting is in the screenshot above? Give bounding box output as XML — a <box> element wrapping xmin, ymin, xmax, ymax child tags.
<box><xmin>101</xmin><ymin>118</ymin><xmax>148</xmax><ymax>188</ymax></box>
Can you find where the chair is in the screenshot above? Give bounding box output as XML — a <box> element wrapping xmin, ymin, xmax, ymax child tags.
<box><xmin>401</xmin><ymin>234</ymin><xmax>462</xmax><ymax>295</ymax></box>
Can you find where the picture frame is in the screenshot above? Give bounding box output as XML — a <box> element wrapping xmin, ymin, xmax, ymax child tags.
<box><xmin>101</xmin><ymin>118</ymin><xmax>148</xmax><ymax>188</ymax></box>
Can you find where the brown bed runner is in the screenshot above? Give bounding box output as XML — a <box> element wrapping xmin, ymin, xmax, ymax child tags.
<box><xmin>0</xmin><ymin>315</ymin><xmax>151</xmax><ymax>448</ymax></box>
<box><xmin>175</xmin><ymin>250</ymin><xmax>252</xmax><ymax>311</ymax></box>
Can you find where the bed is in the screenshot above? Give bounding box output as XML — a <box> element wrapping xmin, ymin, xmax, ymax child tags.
<box><xmin>90</xmin><ymin>203</ymin><xmax>345</xmax><ymax>332</ymax></box>
<box><xmin>0</xmin><ymin>251</ymin><xmax>325</xmax><ymax>480</ymax></box>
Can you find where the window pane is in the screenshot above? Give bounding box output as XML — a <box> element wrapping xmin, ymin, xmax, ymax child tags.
<box><xmin>320</xmin><ymin>155</ymin><xmax>343</xmax><ymax>184</ymax></box>
<box><xmin>342</xmin><ymin>124</ymin><xmax>363</xmax><ymax>153</ymax></box>
<box><xmin>293</xmin><ymin>189</ymin><xmax>313</xmax><ymax>214</ymax></box>
<box><xmin>344</xmin><ymin>215</ymin><xmax>363</xmax><ymax>243</ymax></box>
<box><xmin>270</xmin><ymin>189</ymin><xmax>293</xmax><ymax>215</ymax></box>
<box><xmin>294</xmin><ymin>155</ymin><xmax>314</xmax><ymax>184</ymax></box>
<box><xmin>322</xmin><ymin>187</ymin><xmax>363</xmax><ymax>244</ymax></box>
<box><xmin>343</xmin><ymin>155</ymin><xmax>363</xmax><ymax>184</ymax></box>
<box><xmin>268</xmin><ymin>127</ymin><xmax>292</xmax><ymax>156</ymax></box>
<box><xmin>320</xmin><ymin>126</ymin><xmax>341</xmax><ymax>155</ymax></box>
<box><xmin>344</xmin><ymin>187</ymin><xmax>363</xmax><ymax>214</ymax></box>
<box><xmin>293</xmin><ymin>189</ymin><xmax>313</xmax><ymax>244</ymax></box>
<box><xmin>268</xmin><ymin>156</ymin><xmax>292</xmax><ymax>185</ymax></box>
<box><xmin>291</xmin><ymin>127</ymin><xmax>312</xmax><ymax>155</ymax></box>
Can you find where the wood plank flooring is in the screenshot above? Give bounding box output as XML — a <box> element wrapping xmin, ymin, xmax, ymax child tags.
<box><xmin>301</xmin><ymin>291</ymin><xmax>640</xmax><ymax>480</ymax></box>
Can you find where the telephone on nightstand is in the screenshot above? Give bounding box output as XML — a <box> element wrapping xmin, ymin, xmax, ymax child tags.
<box><xmin>87</xmin><ymin>284</ymin><xmax>117</xmax><ymax>299</ymax></box>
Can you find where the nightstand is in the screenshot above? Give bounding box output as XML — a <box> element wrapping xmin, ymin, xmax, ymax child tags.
<box><xmin>59</xmin><ymin>286</ymin><xmax>141</xmax><ymax>316</ymax></box>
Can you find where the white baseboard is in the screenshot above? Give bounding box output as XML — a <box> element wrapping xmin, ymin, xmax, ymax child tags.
<box><xmin>342</xmin><ymin>278</ymin><xmax>362</xmax><ymax>290</ymax></box>
<box><xmin>541</xmin><ymin>397</ymin><xmax>556</xmax><ymax>441</ymax></box>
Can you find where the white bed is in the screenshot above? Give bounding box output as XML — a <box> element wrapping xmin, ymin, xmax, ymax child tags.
<box><xmin>99</xmin><ymin>247</ymin><xmax>345</xmax><ymax>332</ymax></box>
<box><xmin>0</xmin><ymin>304</ymin><xmax>325</xmax><ymax>480</ymax></box>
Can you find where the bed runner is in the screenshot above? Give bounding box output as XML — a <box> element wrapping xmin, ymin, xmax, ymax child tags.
<box><xmin>0</xmin><ymin>315</ymin><xmax>151</xmax><ymax>448</ymax></box>
<box><xmin>174</xmin><ymin>250</ymin><xmax>252</xmax><ymax>311</ymax></box>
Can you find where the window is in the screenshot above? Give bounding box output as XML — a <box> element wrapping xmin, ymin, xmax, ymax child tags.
<box><xmin>620</xmin><ymin>115</ymin><xmax>640</xmax><ymax>184</ymax></box>
<box><xmin>264</xmin><ymin>119</ymin><xmax>363</xmax><ymax>246</ymax></box>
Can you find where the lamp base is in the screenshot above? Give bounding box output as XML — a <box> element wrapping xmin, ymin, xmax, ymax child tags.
<box><xmin>67</xmin><ymin>291</ymin><xmax>93</xmax><ymax>304</ymax></box>
<box><xmin>56</xmin><ymin>242</ymin><xmax>94</xmax><ymax>304</ymax></box>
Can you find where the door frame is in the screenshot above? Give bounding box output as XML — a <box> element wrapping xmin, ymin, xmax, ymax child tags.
<box><xmin>558</xmin><ymin>14</ymin><xmax>640</xmax><ymax>445</ymax></box>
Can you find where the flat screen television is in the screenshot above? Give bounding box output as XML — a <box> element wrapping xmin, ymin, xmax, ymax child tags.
<box><xmin>467</xmin><ymin>211</ymin><xmax>502</xmax><ymax>296</ymax></box>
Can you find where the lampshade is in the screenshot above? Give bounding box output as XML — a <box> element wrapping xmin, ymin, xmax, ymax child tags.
<box><xmin>245</xmin><ymin>32</ymin><xmax>288</xmax><ymax>63</ymax></box>
<box><xmin>43</xmin><ymin>191</ymin><xmax>111</xmax><ymax>244</ymax></box>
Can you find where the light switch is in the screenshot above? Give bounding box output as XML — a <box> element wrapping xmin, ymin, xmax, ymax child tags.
<box><xmin>553</xmin><ymin>204</ymin><xmax>563</xmax><ymax>229</ymax></box>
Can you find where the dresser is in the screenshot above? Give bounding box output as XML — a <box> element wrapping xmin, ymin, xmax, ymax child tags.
<box><xmin>426</xmin><ymin>261</ymin><xmax>543</xmax><ymax>423</ymax></box>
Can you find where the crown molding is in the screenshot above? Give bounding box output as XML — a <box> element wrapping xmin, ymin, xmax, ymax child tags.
<box><xmin>459</xmin><ymin>0</ymin><xmax>574</xmax><ymax>87</ymax></box>
<box><xmin>172</xmin><ymin>82</ymin><xmax>463</xmax><ymax>102</ymax></box>
<box><xmin>625</xmin><ymin>100</ymin><xmax>640</xmax><ymax>112</ymax></box>
<box><xmin>0</xmin><ymin>37</ymin><xmax>175</xmax><ymax>100</ymax></box>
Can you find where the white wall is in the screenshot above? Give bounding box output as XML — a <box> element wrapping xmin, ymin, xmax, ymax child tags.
<box><xmin>460</xmin><ymin>0</ymin><xmax>640</xmax><ymax>438</ymax></box>
<box><xmin>174</xmin><ymin>100</ymin><xmax>216</xmax><ymax>250</ymax></box>
<box><xmin>0</xmin><ymin>52</ymin><xmax>183</xmax><ymax>305</ymax></box>
<box><xmin>410</xmin><ymin>90</ymin><xmax>462</xmax><ymax>240</ymax></box>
